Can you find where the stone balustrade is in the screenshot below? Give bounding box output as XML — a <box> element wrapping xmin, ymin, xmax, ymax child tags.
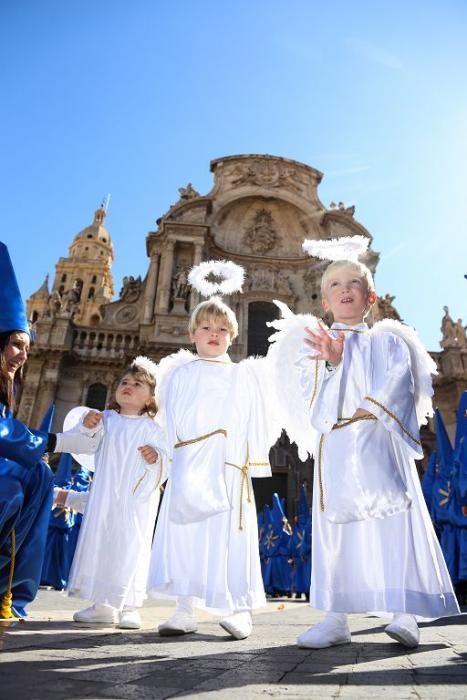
<box><xmin>72</xmin><ymin>329</ymin><xmax>139</xmax><ymax>359</ymax></box>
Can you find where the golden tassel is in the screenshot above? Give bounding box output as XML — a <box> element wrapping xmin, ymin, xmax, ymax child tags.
<box><xmin>0</xmin><ymin>529</ymin><xmax>18</xmax><ymax>620</ymax></box>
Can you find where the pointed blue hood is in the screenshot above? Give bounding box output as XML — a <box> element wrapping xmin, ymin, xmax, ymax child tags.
<box><xmin>0</xmin><ymin>242</ymin><xmax>29</xmax><ymax>335</ymax></box>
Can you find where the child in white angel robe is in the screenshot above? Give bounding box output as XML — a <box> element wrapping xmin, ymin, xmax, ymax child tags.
<box><xmin>54</xmin><ymin>358</ymin><xmax>167</xmax><ymax>630</ymax></box>
<box><xmin>268</xmin><ymin>260</ymin><xmax>460</xmax><ymax>649</ymax></box>
<box><xmin>148</xmin><ymin>297</ymin><xmax>278</xmax><ymax>640</ymax></box>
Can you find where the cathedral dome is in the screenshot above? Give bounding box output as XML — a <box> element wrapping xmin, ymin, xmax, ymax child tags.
<box><xmin>69</xmin><ymin>207</ymin><xmax>114</xmax><ymax>262</ymax></box>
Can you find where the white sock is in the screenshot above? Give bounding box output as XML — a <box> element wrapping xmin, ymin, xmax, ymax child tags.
<box><xmin>175</xmin><ymin>596</ymin><xmax>194</xmax><ymax>616</ymax></box>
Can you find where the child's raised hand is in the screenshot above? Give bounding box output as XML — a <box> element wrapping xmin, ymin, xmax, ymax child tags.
<box><xmin>304</xmin><ymin>324</ymin><xmax>345</xmax><ymax>366</ymax></box>
<box><xmin>138</xmin><ymin>445</ymin><xmax>159</xmax><ymax>465</ymax></box>
<box><xmin>83</xmin><ymin>410</ymin><xmax>102</xmax><ymax>429</ymax></box>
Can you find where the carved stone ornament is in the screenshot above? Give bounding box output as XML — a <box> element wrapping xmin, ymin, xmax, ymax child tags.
<box><xmin>243</xmin><ymin>209</ymin><xmax>278</xmax><ymax>254</ymax></box>
<box><xmin>178</xmin><ymin>183</ymin><xmax>200</xmax><ymax>200</ymax></box>
<box><xmin>158</xmin><ymin>324</ymin><xmax>188</xmax><ymax>337</ymax></box>
<box><xmin>441</xmin><ymin>305</ymin><xmax>466</xmax><ymax>349</ymax></box>
<box><xmin>229</xmin><ymin>160</ymin><xmax>304</xmax><ymax>193</ymax></box>
<box><xmin>329</xmin><ymin>201</ymin><xmax>355</xmax><ymax>217</ymax></box>
<box><xmin>115</xmin><ymin>305</ymin><xmax>138</xmax><ymax>324</ymax></box>
<box><xmin>119</xmin><ymin>275</ymin><xmax>142</xmax><ymax>303</ymax></box>
<box><xmin>376</xmin><ymin>294</ymin><xmax>401</xmax><ymax>321</ymax></box>
<box><xmin>246</xmin><ymin>267</ymin><xmax>295</xmax><ymax>296</ymax></box>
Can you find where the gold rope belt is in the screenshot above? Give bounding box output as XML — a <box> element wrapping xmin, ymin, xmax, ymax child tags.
<box><xmin>318</xmin><ymin>414</ymin><xmax>377</xmax><ymax>513</ymax></box>
<box><xmin>172</xmin><ymin>429</ymin><xmax>264</xmax><ymax>532</ymax></box>
<box><xmin>225</xmin><ymin>459</ymin><xmax>251</xmax><ymax>531</ymax></box>
<box><xmin>174</xmin><ymin>428</ymin><xmax>227</xmax><ymax>449</ymax></box>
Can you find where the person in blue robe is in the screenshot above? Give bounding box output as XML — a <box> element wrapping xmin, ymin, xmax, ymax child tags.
<box><xmin>289</xmin><ymin>484</ymin><xmax>311</xmax><ymax>600</ymax></box>
<box><xmin>269</xmin><ymin>493</ymin><xmax>292</xmax><ymax>596</ymax></box>
<box><xmin>431</xmin><ymin>408</ymin><xmax>458</xmax><ymax>583</ymax></box>
<box><xmin>259</xmin><ymin>505</ymin><xmax>274</xmax><ymax>595</ymax></box>
<box><xmin>0</xmin><ymin>241</ymin><xmax>54</xmax><ymax>619</ymax></box>
<box><xmin>421</xmin><ymin>452</ymin><xmax>437</xmax><ymax>516</ymax></box>
<box><xmin>40</xmin><ymin>452</ymin><xmax>76</xmax><ymax>590</ymax></box>
<box><xmin>67</xmin><ymin>465</ymin><xmax>92</xmax><ymax>564</ymax></box>
<box><xmin>450</xmin><ymin>393</ymin><xmax>467</xmax><ymax>590</ymax></box>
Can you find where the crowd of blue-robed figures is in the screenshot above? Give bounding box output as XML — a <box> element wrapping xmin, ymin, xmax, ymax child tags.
<box><xmin>258</xmin><ymin>487</ymin><xmax>311</xmax><ymax>599</ymax></box>
<box><xmin>421</xmin><ymin>391</ymin><xmax>467</xmax><ymax>593</ymax></box>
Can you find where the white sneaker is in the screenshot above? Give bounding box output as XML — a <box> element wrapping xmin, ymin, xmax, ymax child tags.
<box><xmin>73</xmin><ymin>603</ymin><xmax>117</xmax><ymax>624</ymax></box>
<box><xmin>158</xmin><ymin>611</ymin><xmax>198</xmax><ymax>636</ymax></box>
<box><xmin>385</xmin><ymin>614</ymin><xmax>420</xmax><ymax>648</ymax></box>
<box><xmin>118</xmin><ymin>608</ymin><xmax>142</xmax><ymax>630</ymax></box>
<box><xmin>297</xmin><ymin>614</ymin><xmax>351</xmax><ymax>648</ymax></box>
<box><xmin>219</xmin><ymin>611</ymin><xmax>253</xmax><ymax>640</ymax></box>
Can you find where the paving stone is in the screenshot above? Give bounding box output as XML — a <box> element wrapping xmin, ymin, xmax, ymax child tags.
<box><xmin>0</xmin><ymin>591</ymin><xmax>465</xmax><ymax>700</ymax></box>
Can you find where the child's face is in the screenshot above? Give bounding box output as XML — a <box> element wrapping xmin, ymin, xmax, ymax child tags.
<box><xmin>115</xmin><ymin>373</ymin><xmax>152</xmax><ymax>415</ymax></box>
<box><xmin>190</xmin><ymin>314</ymin><xmax>232</xmax><ymax>358</ymax></box>
<box><xmin>322</xmin><ymin>267</ymin><xmax>375</xmax><ymax>325</ymax></box>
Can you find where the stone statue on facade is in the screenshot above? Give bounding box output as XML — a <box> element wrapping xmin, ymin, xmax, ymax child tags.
<box><xmin>60</xmin><ymin>279</ymin><xmax>82</xmax><ymax>317</ymax></box>
<box><xmin>276</xmin><ymin>271</ymin><xmax>294</xmax><ymax>297</ymax></box>
<box><xmin>376</xmin><ymin>293</ymin><xmax>401</xmax><ymax>321</ymax></box>
<box><xmin>441</xmin><ymin>306</ymin><xmax>458</xmax><ymax>348</ymax></box>
<box><xmin>171</xmin><ymin>266</ymin><xmax>191</xmax><ymax>301</ymax></box>
<box><xmin>329</xmin><ymin>201</ymin><xmax>355</xmax><ymax>217</ymax></box>
<box><xmin>455</xmin><ymin>319</ymin><xmax>467</xmax><ymax>349</ymax></box>
<box><xmin>119</xmin><ymin>275</ymin><xmax>142</xmax><ymax>303</ymax></box>
<box><xmin>47</xmin><ymin>289</ymin><xmax>62</xmax><ymax>318</ymax></box>
<box><xmin>178</xmin><ymin>183</ymin><xmax>200</xmax><ymax>200</ymax></box>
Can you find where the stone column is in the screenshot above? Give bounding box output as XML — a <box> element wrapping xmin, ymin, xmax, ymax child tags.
<box><xmin>142</xmin><ymin>252</ymin><xmax>160</xmax><ymax>323</ymax></box>
<box><xmin>157</xmin><ymin>240</ymin><xmax>175</xmax><ymax>314</ymax></box>
<box><xmin>189</xmin><ymin>242</ymin><xmax>204</xmax><ymax>311</ymax></box>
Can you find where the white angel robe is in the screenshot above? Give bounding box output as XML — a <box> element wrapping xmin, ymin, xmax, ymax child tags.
<box><xmin>309</xmin><ymin>323</ymin><xmax>460</xmax><ymax>619</ymax></box>
<box><xmin>59</xmin><ymin>410</ymin><xmax>167</xmax><ymax>610</ymax></box>
<box><xmin>148</xmin><ymin>354</ymin><xmax>273</xmax><ymax>615</ymax></box>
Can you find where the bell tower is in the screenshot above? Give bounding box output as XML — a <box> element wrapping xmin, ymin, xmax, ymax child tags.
<box><xmin>51</xmin><ymin>206</ymin><xmax>115</xmax><ymax>326</ymax></box>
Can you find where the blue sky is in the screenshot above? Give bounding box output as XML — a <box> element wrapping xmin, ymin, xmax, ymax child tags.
<box><xmin>1</xmin><ymin>0</ymin><xmax>466</xmax><ymax>350</ymax></box>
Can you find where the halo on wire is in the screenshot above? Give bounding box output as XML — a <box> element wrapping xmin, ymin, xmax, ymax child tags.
<box><xmin>188</xmin><ymin>259</ymin><xmax>245</xmax><ymax>297</ymax></box>
<box><xmin>131</xmin><ymin>355</ymin><xmax>158</xmax><ymax>379</ymax></box>
<box><xmin>302</xmin><ymin>235</ymin><xmax>370</xmax><ymax>262</ymax></box>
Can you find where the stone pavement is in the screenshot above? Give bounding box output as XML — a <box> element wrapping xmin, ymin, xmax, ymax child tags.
<box><xmin>0</xmin><ymin>591</ymin><xmax>465</xmax><ymax>700</ymax></box>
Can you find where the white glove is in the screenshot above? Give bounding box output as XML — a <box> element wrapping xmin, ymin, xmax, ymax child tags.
<box><xmin>54</xmin><ymin>430</ymin><xmax>102</xmax><ymax>455</ymax></box>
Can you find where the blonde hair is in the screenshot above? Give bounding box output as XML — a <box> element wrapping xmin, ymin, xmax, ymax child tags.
<box><xmin>320</xmin><ymin>259</ymin><xmax>375</xmax><ymax>297</ymax></box>
<box><xmin>188</xmin><ymin>297</ymin><xmax>239</xmax><ymax>339</ymax></box>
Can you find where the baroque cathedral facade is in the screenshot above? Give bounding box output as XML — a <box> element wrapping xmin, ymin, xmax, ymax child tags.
<box><xmin>21</xmin><ymin>154</ymin><xmax>467</xmax><ymax>514</ymax></box>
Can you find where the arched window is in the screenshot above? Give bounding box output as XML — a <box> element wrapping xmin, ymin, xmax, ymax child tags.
<box><xmin>88</xmin><ymin>286</ymin><xmax>95</xmax><ymax>300</ymax></box>
<box><xmin>247</xmin><ymin>301</ymin><xmax>280</xmax><ymax>357</ymax></box>
<box><xmin>61</xmin><ymin>273</ymin><xmax>67</xmax><ymax>283</ymax></box>
<box><xmin>85</xmin><ymin>383</ymin><xmax>107</xmax><ymax>410</ymax></box>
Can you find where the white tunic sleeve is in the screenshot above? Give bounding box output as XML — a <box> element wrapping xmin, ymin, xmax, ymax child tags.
<box><xmin>132</xmin><ymin>422</ymin><xmax>168</xmax><ymax>502</ymax></box>
<box><xmin>360</xmin><ymin>332</ymin><xmax>423</xmax><ymax>459</ymax></box>
<box><xmin>242</xmin><ymin>362</ymin><xmax>272</xmax><ymax>478</ymax></box>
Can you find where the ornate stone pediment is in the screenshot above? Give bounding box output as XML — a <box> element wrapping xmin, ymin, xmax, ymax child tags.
<box><xmin>210</xmin><ymin>155</ymin><xmax>323</xmax><ymax>206</ymax></box>
<box><xmin>211</xmin><ymin>196</ymin><xmax>315</xmax><ymax>258</ymax></box>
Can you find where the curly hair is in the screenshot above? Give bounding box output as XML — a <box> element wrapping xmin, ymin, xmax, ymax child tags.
<box><xmin>108</xmin><ymin>365</ymin><xmax>157</xmax><ymax>417</ymax></box>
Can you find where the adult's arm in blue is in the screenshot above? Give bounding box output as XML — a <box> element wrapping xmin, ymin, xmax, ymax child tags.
<box><xmin>0</xmin><ymin>402</ymin><xmax>51</xmax><ymax>468</ymax></box>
